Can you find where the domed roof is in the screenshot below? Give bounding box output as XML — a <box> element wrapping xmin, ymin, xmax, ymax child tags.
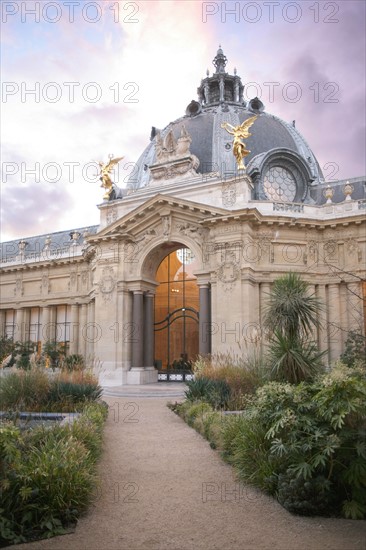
<box><xmin>128</xmin><ymin>49</ymin><xmax>323</xmax><ymax>190</ymax></box>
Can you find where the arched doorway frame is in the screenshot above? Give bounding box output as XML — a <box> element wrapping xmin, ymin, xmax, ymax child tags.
<box><xmin>126</xmin><ymin>238</ymin><xmax>212</xmax><ymax>383</ymax></box>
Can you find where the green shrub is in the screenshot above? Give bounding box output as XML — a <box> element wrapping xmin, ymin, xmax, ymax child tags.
<box><xmin>184</xmin><ymin>378</ymin><xmax>213</xmax><ymax>402</ymax></box>
<box><xmin>221</xmin><ymin>410</ymin><xmax>280</xmax><ymax>492</ymax></box>
<box><xmin>181</xmin><ymin>363</ymin><xmax>366</xmax><ymax>519</ymax></box>
<box><xmin>14</xmin><ymin>341</ymin><xmax>37</xmax><ymax>370</ymax></box>
<box><xmin>0</xmin><ymin>402</ymin><xmax>107</xmax><ymax>545</ymax></box>
<box><xmin>340</xmin><ymin>331</ymin><xmax>366</xmax><ymax>369</ymax></box>
<box><xmin>185</xmin><ymin>401</ymin><xmax>213</xmax><ymax>427</ymax></box>
<box><xmin>192</xmin><ymin>353</ymin><xmax>267</xmax><ymax>406</ymax></box>
<box><xmin>267</xmin><ymin>332</ymin><xmax>325</xmax><ymax>384</ymax></box>
<box><xmin>42</xmin><ymin>340</ymin><xmax>66</xmax><ymax>369</ymax></box>
<box><xmin>48</xmin><ymin>380</ymin><xmax>102</xmax><ymax>404</ymax></box>
<box><xmin>236</xmin><ymin>366</ymin><xmax>366</xmax><ymax>518</ymax></box>
<box><xmin>276</xmin><ymin>471</ymin><xmax>336</xmax><ymax>516</ymax></box>
<box><xmin>173</xmin><ymin>399</ymin><xmax>224</xmax><ymax>450</ymax></box>
<box><xmin>185</xmin><ymin>377</ymin><xmax>232</xmax><ymax>410</ymax></box>
<box><xmin>0</xmin><ymin>337</ymin><xmax>15</xmax><ymax>365</ymax></box>
<box><xmin>0</xmin><ymin>368</ymin><xmax>103</xmax><ymax>413</ymax></box>
<box><xmin>64</xmin><ymin>354</ymin><xmax>85</xmax><ymax>371</ymax></box>
<box><xmin>0</xmin><ymin>368</ymin><xmax>50</xmax><ymax>410</ymax></box>
<box><xmin>264</xmin><ymin>272</ymin><xmax>325</xmax><ymax>383</ymax></box>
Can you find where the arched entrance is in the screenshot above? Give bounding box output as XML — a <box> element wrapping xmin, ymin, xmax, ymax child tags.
<box><xmin>154</xmin><ymin>248</ymin><xmax>199</xmax><ymax>370</ymax></box>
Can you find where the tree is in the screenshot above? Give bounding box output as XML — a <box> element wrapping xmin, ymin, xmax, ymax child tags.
<box><xmin>264</xmin><ymin>272</ymin><xmax>326</xmax><ymax>383</ymax></box>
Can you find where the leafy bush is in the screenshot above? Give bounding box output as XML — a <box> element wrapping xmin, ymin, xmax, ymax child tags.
<box><xmin>185</xmin><ymin>378</ymin><xmax>213</xmax><ymax>402</ymax></box>
<box><xmin>276</xmin><ymin>471</ymin><xmax>336</xmax><ymax>516</ymax></box>
<box><xmin>0</xmin><ymin>368</ymin><xmax>50</xmax><ymax>410</ymax></box>
<box><xmin>264</xmin><ymin>273</ymin><xmax>325</xmax><ymax>383</ymax></box>
<box><xmin>0</xmin><ymin>337</ymin><xmax>15</xmax><ymax>365</ymax></box>
<box><xmin>185</xmin><ymin>401</ymin><xmax>213</xmax><ymax>427</ymax></box>
<box><xmin>192</xmin><ymin>353</ymin><xmax>267</xmax><ymax>408</ymax></box>
<box><xmin>267</xmin><ymin>332</ymin><xmax>325</xmax><ymax>384</ymax></box>
<box><xmin>0</xmin><ymin>402</ymin><xmax>107</xmax><ymax>545</ymax></box>
<box><xmin>48</xmin><ymin>381</ymin><xmax>102</xmax><ymax>404</ymax></box>
<box><xmin>0</xmin><ymin>368</ymin><xmax>103</xmax><ymax>413</ymax></box>
<box><xmin>340</xmin><ymin>331</ymin><xmax>366</xmax><ymax>369</ymax></box>
<box><xmin>172</xmin><ymin>400</ymin><xmax>224</xmax><ymax>450</ymax></box>
<box><xmin>221</xmin><ymin>364</ymin><xmax>366</xmax><ymax>518</ymax></box>
<box><xmin>63</xmin><ymin>354</ymin><xmax>85</xmax><ymax>371</ymax></box>
<box><xmin>222</xmin><ymin>410</ymin><xmax>280</xmax><ymax>492</ymax></box>
<box><xmin>14</xmin><ymin>341</ymin><xmax>37</xmax><ymax>370</ymax></box>
<box><xmin>42</xmin><ymin>340</ymin><xmax>66</xmax><ymax>369</ymax></box>
<box><xmin>185</xmin><ymin>378</ymin><xmax>231</xmax><ymax>410</ymax></box>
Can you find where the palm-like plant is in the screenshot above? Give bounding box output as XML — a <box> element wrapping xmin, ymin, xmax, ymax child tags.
<box><xmin>264</xmin><ymin>273</ymin><xmax>326</xmax><ymax>383</ymax></box>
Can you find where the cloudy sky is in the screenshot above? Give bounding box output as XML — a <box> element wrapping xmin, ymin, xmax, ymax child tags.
<box><xmin>1</xmin><ymin>0</ymin><xmax>365</xmax><ymax>242</ymax></box>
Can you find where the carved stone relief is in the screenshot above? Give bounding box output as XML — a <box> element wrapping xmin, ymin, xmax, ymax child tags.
<box><xmin>106</xmin><ymin>207</ymin><xmax>118</xmax><ymax>225</ymax></box>
<box><xmin>98</xmin><ymin>266</ymin><xmax>116</xmax><ymax>303</ymax></box>
<box><xmin>222</xmin><ymin>181</ymin><xmax>237</xmax><ymax>207</ymax></box>
<box><xmin>40</xmin><ymin>272</ymin><xmax>50</xmax><ymax>295</ymax></box>
<box><xmin>216</xmin><ymin>252</ymin><xmax>240</xmax><ymax>292</ymax></box>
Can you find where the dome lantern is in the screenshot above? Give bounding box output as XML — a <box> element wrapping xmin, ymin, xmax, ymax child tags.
<box><xmin>197</xmin><ymin>46</ymin><xmax>244</xmax><ymax>107</ymax></box>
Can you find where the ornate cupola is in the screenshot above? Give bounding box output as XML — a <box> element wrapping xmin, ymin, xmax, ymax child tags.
<box><xmin>197</xmin><ymin>46</ymin><xmax>244</xmax><ymax>107</ymax></box>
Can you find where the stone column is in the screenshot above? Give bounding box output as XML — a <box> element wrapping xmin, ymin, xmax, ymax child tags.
<box><xmin>328</xmin><ymin>283</ymin><xmax>342</xmax><ymax>363</ymax></box>
<box><xmin>69</xmin><ymin>304</ymin><xmax>79</xmax><ymax>355</ymax></box>
<box><xmin>0</xmin><ymin>310</ymin><xmax>6</xmax><ymax>338</ymax></box>
<box><xmin>339</xmin><ymin>283</ymin><xmax>348</xmax><ymax>353</ymax></box>
<box><xmin>127</xmin><ymin>290</ymin><xmax>158</xmax><ymax>385</ymax></box>
<box><xmin>199</xmin><ymin>284</ymin><xmax>211</xmax><ymax>355</ymax></box>
<box><xmin>307</xmin><ymin>284</ymin><xmax>317</xmax><ymax>341</ymax></box>
<box><xmin>41</xmin><ymin>306</ymin><xmax>50</xmax><ymax>347</ymax></box>
<box><xmin>14</xmin><ymin>308</ymin><xmax>24</xmax><ymax>342</ymax></box>
<box><xmin>143</xmin><ymin>293</ymin><xmax>154</xmax><ymax>368</ymax></box>
<box><xmin>85</xmin><ymin>301</ymin><xmax>95</xmax><ymax>358</ymax></box>
<box><xmin>346</xmin><ymin>282</ymin><xmax>362</xmax><ymax>333</ymax></box>
<box><xmin>260</xmin><ymin>282</ymin><xmax>271</xmax><ymax>353</ymax></box>
<box><xmin>78</xmin><ymin>304</ymin><xmax>87</xmax><ymax>358</ymax></box>
<box><xmin>316</xmin><ymin>285</ymin><xmax>329</xmax><ymax>361</ymax></box>
<box><xmin>131</xmin><ymin>291</ymin><xmax>144</xmax><ymax>369</ymax></box>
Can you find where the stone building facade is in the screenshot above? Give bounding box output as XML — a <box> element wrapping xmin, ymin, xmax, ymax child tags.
<box><xmin>1</xmin><ymin>49</ymin><xmax>365</xmax><ymax>385</ymax></box>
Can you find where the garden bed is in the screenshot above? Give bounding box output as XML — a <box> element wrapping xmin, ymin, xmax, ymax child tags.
<box><xmin>0</xmin><ymin>367</ymin><xmax>108</xmax><ymax>546</ymax></box>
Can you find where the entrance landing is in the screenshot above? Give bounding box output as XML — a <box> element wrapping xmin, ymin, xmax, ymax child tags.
<box><xmin>102</xmin><ymin>382</ymin><xmax>187</xmax><ymax>399</ymax></box>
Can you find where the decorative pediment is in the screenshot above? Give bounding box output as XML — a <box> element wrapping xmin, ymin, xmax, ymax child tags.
<box><xmin>87</xmin><ymin>194</ymin><xmax>229</xmax><ymax>244</ymax></box>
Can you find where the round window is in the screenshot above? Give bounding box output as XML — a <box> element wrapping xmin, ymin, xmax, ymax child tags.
<box><xmin>263</xmin><ymin>166</ymin><xmax>296</xmax><ymax>202</ymax></box>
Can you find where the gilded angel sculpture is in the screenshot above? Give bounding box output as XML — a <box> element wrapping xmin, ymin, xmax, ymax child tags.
<box><xmin>98</xmin><ymin>155</ymin><xmax>124</xmax><ymax>200</ymax></box>
<box><xmin>221</xmin><ymin>115</ymin><xmax>257</xmax><ymax>170</ymax></box>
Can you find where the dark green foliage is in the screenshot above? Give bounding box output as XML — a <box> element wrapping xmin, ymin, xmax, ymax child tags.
<box><xmin>0</xmin><ymin>369</ymin><xmax>102</xmax><ymax>412</ymax></box>
<box><xmin>64</xmin><ymin>354</ymin><xmax>85</xmax><ymax>371</ymax></box>
<box><xmin>185</xmin><ymin>378</ymin><xmax>213</xmax><ymax>401</ymax></box>
<box><xmin>42</xmin><ymin>340</ymin><xmax>65</xmax><ymax>369</ymax></box>
<box><xmin>185</xmin><ymin>377</ymin><xmax>231</xmax><ymax>410</ymax></box>
<box><xmin>264</xmin><ymin>272</ymin><xmax>323</xmax><ymax>340</ymax></box>
<box><xmin>0</xmin><ymin>402</ymin><xmax>107</xmax><ymax>546</ymax></box>
<box><xmin>0</xmin><ymin>337</ymin><xmax>15</xmax><ymax>365</ymax></box>
<box><xmin>268</xmin><ymin>332</ymin><xmax>326</xmax><ymax>384</ymax></box>
<box><xmin>277</xmin><ymin>472</ymin><xmax>336</xmax><ymax>516</ymax></box>
<box><xmin>264</xmin><ymin>273</ymin><xmax>325</xmax><ymax>383</ymax></box>
<box><xmin>14</xmin><ymin>341</ymin><xmax>37</xmax><ymax>370</ymax></box>
<box><xmin>340</xmin><ymin>331</ymin><xmax>366</xmax><ymax>368</ymax></box>
<box><xmin>221</xmin><ymin>365</ymin><xmax>366</xmax><ymax>519</ymax></box>
<box><xmin>48</xmin><ymin>381</ymin><xmax>102</xmax><ymax>404</ymax></box>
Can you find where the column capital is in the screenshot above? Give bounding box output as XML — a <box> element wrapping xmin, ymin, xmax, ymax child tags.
<box><xmin>197</xmin><ymin>282</ymin><xmax>210</xmax><ymax>289</ymax></box>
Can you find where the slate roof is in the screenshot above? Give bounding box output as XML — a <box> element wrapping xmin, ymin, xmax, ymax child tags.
<box><xmin>1</xmin><ymin>225</ymin><xmax>99</xmax><ymax>262</ymax></box>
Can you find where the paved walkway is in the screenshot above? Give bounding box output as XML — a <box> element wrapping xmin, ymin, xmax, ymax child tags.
<box><xmin>22</xmin><ymin>392</ymin><xmax>366</xmax><ymax>550</ymax></box>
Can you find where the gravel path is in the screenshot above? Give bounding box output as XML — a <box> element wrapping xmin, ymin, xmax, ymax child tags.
<box><xmin>21</xmin><ymin>395</ymin><xmax>366</xmax><ymax>550</ymax></box>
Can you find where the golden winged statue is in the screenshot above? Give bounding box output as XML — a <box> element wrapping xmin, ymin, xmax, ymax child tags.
<box><xmin>221</xmin><ymin>115</ymin><xmax>258</xmax><ymax>170</ymax></box>
<box><xmin>98</xmin><ymin>155</ymin><xmax>124</xmax><ymax>200</ymax></box>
